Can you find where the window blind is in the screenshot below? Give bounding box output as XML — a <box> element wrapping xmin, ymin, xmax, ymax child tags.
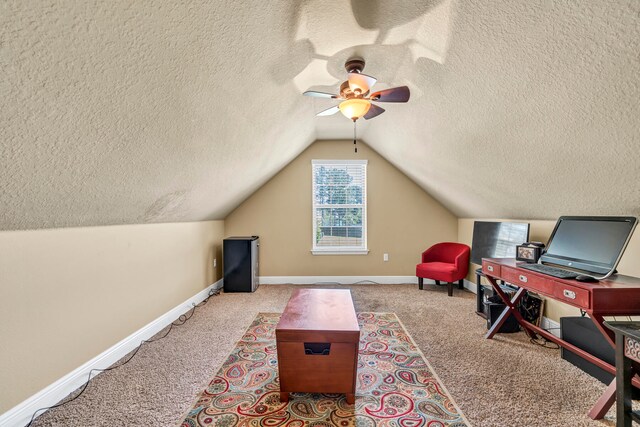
<box><xmin>312</xmin><ymin>159</ymin><xmax>367</xmax><ymax>254</ymax></box>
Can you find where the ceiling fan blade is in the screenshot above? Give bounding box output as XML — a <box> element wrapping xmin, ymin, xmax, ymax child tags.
<box><xmin>303</xmin><ymin>91</ymin><xmax>338</xmax><ymax>99</ymax></box>
<box><xmin>316</xmin><ymin>106</ymin><xmax>340</xmax><ymax>116</ymax></box>
<box><xmin>348</xmin><ymin>72</ymin><xmax>377</xmax><ymax>94</ymax></box>
<box><xmin>369</xmin><ymin>86</ymin><xmax>410</xmax><ymax>103</ymax></box>
<box><xmin>364</xmin><ymin>104</ymin><xmax>385</xmax><ymax>120</ymax></box>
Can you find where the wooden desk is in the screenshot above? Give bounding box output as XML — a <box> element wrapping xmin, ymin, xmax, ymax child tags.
<box><xmin>276</xmin><ymin>289</ymin><xmax>360</xmax><ymax>404</ymax></box>
<box><xmin>482</xmin><ymin>258</ymin><xmax>640</xmax><ymax>420</ymax></box>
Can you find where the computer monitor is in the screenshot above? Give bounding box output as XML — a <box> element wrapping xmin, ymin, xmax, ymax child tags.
<box><xmin>470</xmin><ymin>221</ymin><xmax>530</xmax><ymax>265</ymax></box>
<box><xmin>540</xmin><ymin>216</ymin><xmax>637</xmax><ymax>278</ymax></box>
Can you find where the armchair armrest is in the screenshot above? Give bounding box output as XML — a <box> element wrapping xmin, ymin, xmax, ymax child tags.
<box><xmin>454</xmin><ymin>248</ymin><xmax>471</xmax><ymax>272</ymax></box>
<box><xmin>421</xmin><ymin>246</ymin><xmax>437</xmax><ymax>263</ymax></box>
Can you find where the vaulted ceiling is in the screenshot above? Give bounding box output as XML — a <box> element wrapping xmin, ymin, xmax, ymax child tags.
<box><xmin>2</xmin><ymin>1</ymin><xmax>639</xmax><ymax>231</ymax></box>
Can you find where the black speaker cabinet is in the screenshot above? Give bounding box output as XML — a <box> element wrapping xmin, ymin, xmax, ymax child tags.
<box><xmin>223</xmin><ymin>236</ymin><xmax>259</xmax><ymax>292</ymax></box>
<box><xmin>561</xmin><ymin>316</ymin><xmax>639</xmax><ymax>397</ymax></box>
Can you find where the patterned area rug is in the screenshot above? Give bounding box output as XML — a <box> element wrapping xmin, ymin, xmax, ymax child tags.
<box><xmin>180</xmin><ymin>312</ymin><xmax>468</xmax><ymax>426</ymax></box>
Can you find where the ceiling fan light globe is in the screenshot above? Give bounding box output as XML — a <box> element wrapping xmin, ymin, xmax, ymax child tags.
<box><xmin>338</xmin><ymin>99</ymin><xmax>371</xmax><ymax>121</ymax></box>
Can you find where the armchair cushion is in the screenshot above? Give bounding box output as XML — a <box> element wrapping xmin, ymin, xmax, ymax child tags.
<box><xmin>416</xmin><ymin>242</ymin><xmax>470</xmax><ymax>283</ymax></box>
<box><xmin>416</xmin><ymin>262</ymin><xmax>457</xmax><ymax>282</ymax></box>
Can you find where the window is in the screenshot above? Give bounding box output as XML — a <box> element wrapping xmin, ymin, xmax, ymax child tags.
<box><xmin>312</xmin><ymin>159</ymin><xmax>368</xmax><ymax>255</ymax></box>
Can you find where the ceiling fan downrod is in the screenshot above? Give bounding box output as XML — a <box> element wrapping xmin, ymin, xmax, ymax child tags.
<box><xmin>353</xmin><ymin>119</ymin><xmax>358</xmax><ymax>153</ymax></box>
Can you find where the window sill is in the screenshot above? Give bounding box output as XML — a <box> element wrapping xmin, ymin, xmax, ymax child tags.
<box><xmin>311</xmin><ymin>249</ymin><xmax>369</xmax><ymax>255</ymax></box>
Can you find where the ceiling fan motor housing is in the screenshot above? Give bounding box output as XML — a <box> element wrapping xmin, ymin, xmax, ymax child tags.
<box><xmin>344</xmin><ymin>58</ymin><xmax>365</xmax><ymax>74</ymax></box>
<box><xmin>340</xmin><ymin>81</ymin><xmax>358</xmax><ymax>99</ymax></box>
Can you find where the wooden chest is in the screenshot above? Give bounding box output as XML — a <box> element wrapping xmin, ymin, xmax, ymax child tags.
<box><xmin>275</xmin><ymin>289</ymin><xmax>360</xmax><ymax>404</ymax></box>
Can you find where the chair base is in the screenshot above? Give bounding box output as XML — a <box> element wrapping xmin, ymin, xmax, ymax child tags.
<box><xmin>418</xmin><ymin>278</ymin><xmax>463</xmax><ymax>297</ymax></box>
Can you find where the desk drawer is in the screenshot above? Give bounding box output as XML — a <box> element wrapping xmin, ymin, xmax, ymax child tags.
<box><xmin>482</xmin><ymin>260</ymin><xmax>501</xmax><ymax>277</ymax></box>
<box><xmin>553</xmin><ymin>283</ymin><xmax>590</xmax><ymax>309</ymax></box>
<box><xmin>501</xmin><ymin>267</ymin><xmax>555</xmax><ymax>297</ymax></box>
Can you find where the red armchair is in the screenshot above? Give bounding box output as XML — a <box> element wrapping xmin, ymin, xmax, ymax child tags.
<box><xmin>416</xmin><ymin>242</ymin><xmax>470</xmax><ymax>296</ymax></box>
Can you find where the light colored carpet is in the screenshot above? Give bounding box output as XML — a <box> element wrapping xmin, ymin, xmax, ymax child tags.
<box><xmin>31</xmin><ymin>284</ymin><xmax>624</xmax><ymax>426</ymax></box>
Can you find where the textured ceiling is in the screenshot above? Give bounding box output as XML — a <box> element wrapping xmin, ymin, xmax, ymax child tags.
<box><xmin>1</xmin><ymin>0</ymin><xmax>639</xmax><ymax>231</ymax></box>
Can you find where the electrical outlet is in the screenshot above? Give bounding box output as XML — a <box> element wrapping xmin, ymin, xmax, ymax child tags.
<box><xmin>213</xmin><ymin>259</ymin><xmax>217</xmax><ymax>268</ymax></box>
<box><xmin>383</xmin><ymin>253</ymin><xmax>389</xmax><ymax>262</ymax></box>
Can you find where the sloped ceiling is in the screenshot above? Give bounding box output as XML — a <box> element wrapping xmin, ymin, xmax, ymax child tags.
<box><xmin>1</xmin><ymin>1</ymin><xmax>639</xmax><ymax>231</ymax></box>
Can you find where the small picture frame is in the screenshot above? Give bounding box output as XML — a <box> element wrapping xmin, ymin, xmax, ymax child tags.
<box><xmin>516</xmin><ymin>244</ymin><xmax>542</xmax><ymax>263</ymax></box>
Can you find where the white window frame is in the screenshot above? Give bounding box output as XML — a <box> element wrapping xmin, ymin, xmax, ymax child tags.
<box><xmin>311</xmin><ymin>159</ymin><xmax>368</xmax><ymax>255</ymax></box>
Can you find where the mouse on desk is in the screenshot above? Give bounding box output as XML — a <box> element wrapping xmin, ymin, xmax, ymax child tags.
<box><xmin>575</xmin><ymin>274</ymin><xmax>598</xmax><ymax>282</ymax></box>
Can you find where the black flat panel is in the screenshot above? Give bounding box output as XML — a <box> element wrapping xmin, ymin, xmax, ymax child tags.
<box><xmin>470</xmin><ymin>221</ymin><xmax>530</xmax><ymax>265</ymax></box>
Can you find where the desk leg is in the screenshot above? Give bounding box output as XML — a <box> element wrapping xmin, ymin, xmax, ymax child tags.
<box><xmin>279</xmin><ymin>392</ymin><xmax>289</xmax><ymax>403</ymax></box>
<box><xmin>589</xmin><ymin>312</ymin><xmax>615</xmax><ymax>348</ymax></box>
<box><xmin>484</xmin><ymin>278</ymin><xmax>534</xmax><ymax>339</ymax></box>
<box><xmin>587</xmin><ymin>379</ymin><xmax>616</xmax><ymax>420</ymax></box>
<box><xmin>585</xmin><ymin>313</ymin><xmax>618</xmax><ymax>420</ymax></box>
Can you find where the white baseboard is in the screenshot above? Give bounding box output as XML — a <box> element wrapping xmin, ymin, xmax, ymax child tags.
<box><xmin>211</xmin><ymin>279</ymin><xmax>224</xmax><ymax>292</ymax></box>
<box><xmin>258</xmin><ymin>276</ymin><xmax>419</xmax><ymax>285</ymax></box>
<box><xmin>257</xmin><ymin>276</ymin><xmax>478</xmax><ymax>292</ymax></box>
<box><xmin>0</xmin><ymin>279</ymin><xmax>223</xmax><ymax>427</ymax></box>
<box><xmin>540</xmin><ymin>316</ymin><xmax>561</xmax><ymax>338</ymax></box>
<box><xmin>463</xmin><ymin>278</ymin><xmax>477</xmax><ymax>294</ymax></box>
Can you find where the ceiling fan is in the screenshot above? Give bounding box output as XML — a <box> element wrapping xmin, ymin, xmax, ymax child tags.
<box><xmin>303</xmin><ymin>58</ymin><xmax>410</xmax><ymax>122</ymax></box>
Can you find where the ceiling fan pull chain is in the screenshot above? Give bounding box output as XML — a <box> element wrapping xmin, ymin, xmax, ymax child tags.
<box><xmin>353</xmin><ymin>120</ymin><xmax>358</xmax><ymax>153</ymax></box>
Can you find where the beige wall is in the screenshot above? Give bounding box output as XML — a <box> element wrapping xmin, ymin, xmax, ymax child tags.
<box><xmin>225</xmin><ymin>140</ymin><xmax>458</xmax><ymax>276</ymax></box>
<box><xmin>0</xmin><ymin>220</ymin><xmax>224</xmax><ymax>412</ymax></box>
<box><xmin>458</xmin><ymin>218</ymin><xmax>640</xmax><ymax>321</ymax></box>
